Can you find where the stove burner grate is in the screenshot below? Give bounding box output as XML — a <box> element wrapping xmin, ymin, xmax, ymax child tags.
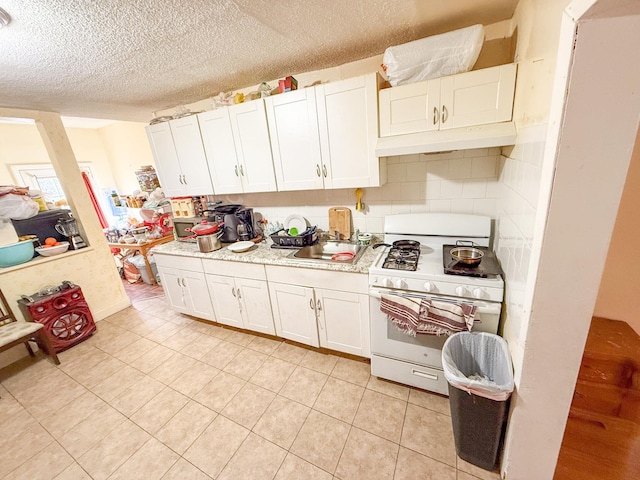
<box><xmin>382</xmin><ymin>246</ymin><xmax>420</xmax><ymax>271</ymax></box>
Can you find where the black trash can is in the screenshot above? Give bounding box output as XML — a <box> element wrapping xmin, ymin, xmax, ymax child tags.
<box><xmin>442</xmin><ymin>332</ymin><xmax>514</xmax><ymax>471</ymax></box>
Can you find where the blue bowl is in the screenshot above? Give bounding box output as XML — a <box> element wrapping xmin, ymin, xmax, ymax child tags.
<box><xmin>0</xmin><ymin>240</ymin><xmax>35</xmax><ymax>268</ymax></box>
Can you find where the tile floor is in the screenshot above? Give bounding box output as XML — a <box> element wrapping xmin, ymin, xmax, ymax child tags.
<box><xmin>0</xmin><ymin>295</ymin><xmax>501</xmax><ymax>480</ymax></box>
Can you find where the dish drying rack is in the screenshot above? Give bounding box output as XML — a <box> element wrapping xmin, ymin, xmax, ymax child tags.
<box><xmin>270</xmin><ymin>226</ymin><xmax>318</xmax><ymax>248</ymax></box>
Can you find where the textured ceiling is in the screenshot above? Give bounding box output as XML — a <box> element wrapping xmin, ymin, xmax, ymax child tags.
<box><xmin>0</xmin><ymin>0</ymin><xmax>517</xmax><ymax>122</ymax></box>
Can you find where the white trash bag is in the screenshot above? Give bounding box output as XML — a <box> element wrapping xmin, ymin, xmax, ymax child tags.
<box><xmin>383</xmin><ymin>24</ymin><xmax>484</xmax><ymax>87</ymax></box>
<box><xmin>0</xmin><ymin>187</ymin><xmax>40</xmax><ymax>220</ymax></box>
<box><xmin>442</xmin><ymin>332</ymin><xmax>514</xmax><ymax>401</ymax></box>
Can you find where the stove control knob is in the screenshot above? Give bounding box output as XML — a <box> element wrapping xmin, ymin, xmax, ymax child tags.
<box><xmin>455</xmin><ymin>286</ymin><xmax>469</xmax><ymax>296</ymax></box>
<box><xmin>381</xmin><ymin>277</ymin><xmax>393</xmax><ymax>288</ymax></box>
<box><xmin>423</xmin><ymin>282</ymin><xmax>436</xmax><ymax>293</ymax></box>
<box><xmin>473</xmin><ymin>288</ymin><xmax>485</xmax><ymax>299</ymax></box>
<box><xmin>394</xmin><ymin>278</ymin><xmax>407</xmax><ymax>289</ymax></box>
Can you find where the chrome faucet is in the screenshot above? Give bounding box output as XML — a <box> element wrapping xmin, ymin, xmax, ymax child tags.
<box><xmin>333</xmin><ymin>230</ymin><xmax>341</xmax><ymax>241</ymax></box>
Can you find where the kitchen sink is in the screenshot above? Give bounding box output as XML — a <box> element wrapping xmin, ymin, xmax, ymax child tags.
<box><xmin>288</xmin><ymin>241</ymin><xmax>367</xmax><ymax>264</ymax></box>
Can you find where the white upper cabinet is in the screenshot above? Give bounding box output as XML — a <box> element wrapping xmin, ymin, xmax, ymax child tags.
<box><xmin>146</xmin><ymin>117</ymin><xmax>214</xmax><ymax>197</ymax></box>
<box><xmin>316</xmin><ymin>73</ymin><xmax>382</xmax><ymax>188</ymax></box>
<box><xmin>379</xmin><ymin>64</ymin><xmax>517</xmax><ymax>137</ymax></box>
<box><xmin>199</xmin><ymin>101</ymin><xmax>277</xmax><ymax>194</ymax></box>
<box><xmin>265</xmin><ymin>89</ymin><xmax>324</xmax><ymax>192</ymax></box>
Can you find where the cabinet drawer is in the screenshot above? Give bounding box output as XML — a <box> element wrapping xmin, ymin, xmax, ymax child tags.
<box><xmin>265</xmin><ymin>265</ymin><xmax>368</xmax><ymax>294</ymax></box>
<box><xmin>371</xmin><ymin>355</ymin><xmax>449</xmax><ymax>396</ymax></box>
<box><xmin>154</xmin><ymin>254</ymin><xmax>203</xmax><ymax>272</ymax></box>
<box><xmin>202</xmin><ymin>259</ymin><xmax>266</xmax><ymax>280</ymax></box>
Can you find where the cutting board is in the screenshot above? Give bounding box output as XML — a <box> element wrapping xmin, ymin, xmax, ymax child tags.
<box><xmin>328</xmin><ymin>207</ymin><xmax>351</xmax><ymax>240</ymax></box>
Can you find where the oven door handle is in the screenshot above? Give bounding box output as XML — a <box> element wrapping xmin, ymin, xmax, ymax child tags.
<box><xmin>369</xmin><ymin>288</ymin><xmax>501</xmax><ymax>315</ymax></box>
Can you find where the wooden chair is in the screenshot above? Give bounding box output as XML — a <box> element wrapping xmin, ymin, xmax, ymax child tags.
<box><xmin>0</xmin><ymin>289</ymin><xmax>60</xmax><ymax>365</ymax></box>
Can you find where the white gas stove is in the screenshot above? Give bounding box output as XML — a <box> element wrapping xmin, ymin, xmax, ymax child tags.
<box><xmin>368</xmin><ymin>213</ymin><xmax>505</xmax><ymax>395</ymax></box>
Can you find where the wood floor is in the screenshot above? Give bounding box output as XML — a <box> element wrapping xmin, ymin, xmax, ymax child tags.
<box><xmin>121</xmin><ymin>277</ymin><xmax>164</xmax><ymax>302</ymax></box>
<box><xmin>554</xmin><ymin>317</ymin><xmax>640</xmax><ymax>480</ymax></box>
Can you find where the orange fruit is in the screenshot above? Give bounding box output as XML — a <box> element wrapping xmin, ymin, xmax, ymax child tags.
<box><xmin>44</xmin><ymin>237</ymin><xmax>57</xmax><ymax>246</ymax></box>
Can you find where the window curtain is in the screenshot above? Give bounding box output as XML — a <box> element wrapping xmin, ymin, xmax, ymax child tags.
<box><xmin>81</xmin><ymin>172</ymin><xmax>108</xmax><ymax>229</ymax></box>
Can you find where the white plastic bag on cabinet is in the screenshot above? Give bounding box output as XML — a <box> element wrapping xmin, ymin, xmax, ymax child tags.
<box><xmin>0</xmin><ymin>187</ymin><xmax>39</xmax><ymax>220</ymax></box>
<box><xmin>383</xmin><ymin>24</ymin><xmax>484</xmax><ymax>87</ymax></box>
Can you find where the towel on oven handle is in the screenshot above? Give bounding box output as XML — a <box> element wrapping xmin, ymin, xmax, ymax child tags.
<box><xmin>380</xmin><ymin>294</ymin><xmax>476</xmax><ymax>337</ymax></box>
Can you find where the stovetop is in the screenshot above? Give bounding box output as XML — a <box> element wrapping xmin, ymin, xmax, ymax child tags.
<box><xmin>442</xmin><ymin>245</ymin><xmax>503</xmax><ymax>278</ymax></box>
<box><xmin>381</xmin><ymin>246</ymin><xmax>420</xmax><ymax>271</ymax></box>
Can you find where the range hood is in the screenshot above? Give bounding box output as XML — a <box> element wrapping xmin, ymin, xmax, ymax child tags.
<box><xmin>375</xmin><ymin>121</ymin><xmax>517</xmax><ymax>157</ymax></box>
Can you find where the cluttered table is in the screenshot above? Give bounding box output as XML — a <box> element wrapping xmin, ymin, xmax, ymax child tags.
<box><xmin>107</xmin><ymin>235</ymin><xmax>174</xmax><ymax>285</ymax></box>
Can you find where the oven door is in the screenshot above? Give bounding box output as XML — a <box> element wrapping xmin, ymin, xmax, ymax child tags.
<box><xmin>369</xmin><ymin>287</ymin><xmax>502</xmax><ymax>370</ymax></box>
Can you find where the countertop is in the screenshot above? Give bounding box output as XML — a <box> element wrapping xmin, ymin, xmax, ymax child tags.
<box><xmin>152</xmin><ymin>238</ymin><xmax>382</xmax><ymax>274</ymax></box>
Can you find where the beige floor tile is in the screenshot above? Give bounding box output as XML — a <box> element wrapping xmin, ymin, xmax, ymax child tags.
<box><xmin>134</xmin><ymin>345</ymin><xmax>177</xmax><ymax>374</ymax></box>
<box><xmin>161</xmin><ymin>328</ymin><xmax>202</xmax><ymax>352</ymax></box>
<box><xmin>221</xmin><ymin>382</ymin><xmax>275</xmax><ymax>429</ymax></box>
<box><xmin>223</xmin><ymin>347</ymin><xmax>268</xmax><ymax>380</ymax></box>
<box><xmin>279</xmin><ymin>366</ymin><xmax>328</xmax><ymax>407</ymax></box>
<box><xmin>335</xmin><ymin>427</ymin><xmax>398</xmax><ymax>480</ymax></box>
<box><xmin>193</xmin><ymin>370</ymin><xmax>246</xmax><ymax>412</ymax></box>
<box><xmin>400</xmin><ymin>403</ymin><xmax>457</xmax><ymax>467</ymax></box>
<box><xmin>145</xmin><ymin>322</ymin><xmax>182</xmax><ymax>343</ymax></box>
<box><xmin>77</xmin><ymin>420</ymin><xmax>149</xmax><ymax>480</ymax></box>
<box><xmin>394</xmin><ymin>446</ymin><xmax>456</xmax><ymax>480</ymax></box>
<box><xmin>53</xmin><ymin>462</ymin><xmax>92</xmax><ymax>480</ymax></box>
<box><xmin>201</xmin><ymin>322</ymin><xmax>231</xmax><ymax>340</ymax></box>
<box><xmin>274</xmin><ymin>453</ymin><xmax>332</xmax><ymax>480</ymax></box>
<box><xmin>39</xmin><ymin>391</ymin><xmax>106</xmax><ymax>439</ymax></box>
<box><xmin>224</xmin><ymin>329</ymin><xmax>256</xmax><ymax>346</ymax></box>
<box><xmin>330</xmin><ymin>357</ymin><xmax>371</xmax><ymax>387</ymax></box>
<box><xmin>110</xmin><ymin>375</ymin><xmax>166</xmax><ymax>417</ymax></box>
<box><xmin>71</xmin><ymin>356</ymin><xmax>129</xmax><ymax>390</ymax></box>
<box><xmin>155</xmin><ymin>400</ymin><xmax>217</xmax><ymax>454</ymax></box>
<box><xmin>253</xmin><ymin>395</ymin><xmax>310</xmax><ymax>449</ymax></box>
<box><xmin>218</xmin><ymin>432</ymin><xmax>287</xmax><ymax>480</ymax></box>
<box><xmin>127</xmin><ymin>317</ymin><xmax>168</xmax><ymax>338</ymax></box>
<box><xmin>179</xmin><ymin>333</ymin><xmax>222</xmax><ymax>360</ymax></box>
<box><xmin>271</xmin><ymin>342</ymin><xmax>309</xmax><ymax>365</ymax></box>
<box><xmin>249</xmin><ymin>356</ymin><xmax>296</xmax><ymax>392</ymax></box>
<box><xmin>200</xmin><ymin>340</ymin><xmax>243</xmax><ymax>369</ymax></box>
<box><xmin>57</xmin><ymin>403</ymin><xmax>127</xmax><ymax>458</ymax></box>
<box><xmin>13</xmin><ymin>369</ymin><xmax>87</xmax><ymax>420</ymax></box>
<box><xmin>246</xmin><ymin>335</ymin><xmax>282</xmax><ymax>355</ymax></box>
<box><xmin>93</xmin><ymin>330</ymin><xmax>142</xmax><ymax>356</ymax></box>
<box><xmin>456</xmin><ymin>457</ymin><xmax>501</xmax><ymax>480</ymax></box>
<box><xmin>149</xmin><ymin>352</ymin><xmax>197</xmax><ymax>385</ymax></box>
<box><xmin>353</xmin><ymin>389</ymin><xmax>407</xmax><ymax>443</ymax></box>
<box><xmin>290</xmin><ymin>410</ymin><xmax>350</xmax><ymax>474</ymax></box>
<box><xmin>300</xmin><ymin>350</ymin><xmax>339</xmax><ymax>375</ymax></box>
<box><xmin>160</xmin><ymin>458</ymin><xmax>211</xmax><ymax>480</ymax></box>
<box><xmin>313</xmin><ymin>377</ymin><xmax>364</xmax><ymax>423</ymax></box>
<box><xmin>90</xmin><ymin>365</ymin><xmax>146</xmax><ymax>402</ymax></box>
<box><xmin>183</xmin><ymin>415</ymin><xmax>249</xmax><ymax>478</ymax></box>
<box><xmin>112</xmin><ymin>337</ymin><xmax>158</xmax><ymax>364</ymax></box>
<box><xmin>169</xmin><ymin>361</ymin><xmax>220</xmax><ymax>398</ymax></box>
<box><xmin>130</xmin><ymin>386</ymin><xmax>189</xmax><ymax>434</ymax></box>
<box><xmin>0</xmin><ymin>426</ymin><xmax>57</xmax><ymax>479</ymax></box>
<box><xmin>108</xmin><ymin>437</ymin><xmax>179</xmax><ymax>480</ymax></box>
<box><xmin>367</xmin><ymin>376</ymin><xmax>410</xmax><ymax>401</ymax></box>
<box><xmin>9</xmin><ymin>441</ymin><xmax>73</xmax><ymax>480</ymax></box>
<box><xmin>408</xmin><ymin>388</ymin><xmax>451</xmax><ymax>416</ymax></box>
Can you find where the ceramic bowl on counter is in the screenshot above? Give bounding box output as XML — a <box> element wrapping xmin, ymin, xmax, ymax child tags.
<box><xmin>35</xmin><ymin>242</ymin><xmax>70</xmax><ymax>257</ymax></box>
<box><xmin>0</xmin><ymin>239</ymin><xmax>35</xmax><ymax>267</ymax></box>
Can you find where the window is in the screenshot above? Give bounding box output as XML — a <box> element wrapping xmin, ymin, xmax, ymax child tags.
<box><xmin>10</xmin><ymin>163</ymin><xmax>94</xmax><ymax>204</ymax></box>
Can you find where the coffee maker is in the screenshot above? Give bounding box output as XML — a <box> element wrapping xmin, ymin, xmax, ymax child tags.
<box><xmin>235</xmin><ymin>208</ymin><xmax>255</xmax><ymax>241</ymax></box>
<box><xmin>54</xmin><ymin>217</ymin><xmax>87</xmax><ymax>250</ymax></box>
<box><xmin>208</xmin><ymin>205</ymin><xmax>255</xmax><ymax>243</ymax></box>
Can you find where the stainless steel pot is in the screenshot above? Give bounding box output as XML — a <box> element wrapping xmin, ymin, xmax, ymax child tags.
<box><xmin>197</xmin><ymin>231</ymin><xmax>223</xmax><ymax>253</ymax></box>
<box><xmin>450</xmin><ymin>246</ymin><xmax>484</xmax><ymax>266</ymax></box>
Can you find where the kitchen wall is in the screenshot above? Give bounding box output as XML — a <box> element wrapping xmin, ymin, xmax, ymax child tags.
<box><xmin>594</xmin><ymin>127</ymin><xmax>640</xmax><ymax>334</ymax></box>
<box><xmin>209</xmin><ymin>147</ymin><xmax>501</xmax><ymax>236</ymax></box>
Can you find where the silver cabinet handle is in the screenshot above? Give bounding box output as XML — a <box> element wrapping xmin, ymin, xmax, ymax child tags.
<box><xmin>234</xmin><ymin>165</ymin><xmax>239</xmax><ymax>177</ymax></box>
<box><xmin>240</xmin><ymin>165</ymin><xmax>245</xmax><ymax>176</ymax></box>
<box><xmin>237</xmin><ymin>289</ymin><xmax>241</xmax><ymax>300</ymax></box>
<box><xmin>412</xmin><ymin>369</ymin><xmax>438</xmax><ymax>381</ymax></box>
<box><xmin>441</xmin><ymin>105</ymin><xmax>448</xmax><ymax>124</ymax></box>
<box><xmin>322</xmin><ymin>165</ymin><xmax>327</xmax><ymax>178</ymax></box>
<box><xmin>433</xmin><ymin>107</ymin><xmax>439</xmax><ymax>125</ymax></box>
<box><xmin>316</xmin><ymin>164</ymin><xmax>321</xmax><ymax>177</ymax></box>
<box><xmin>309</xmin><ymin>298</ymin><xmax>315</xmax><ymax>310</ymax></box>
<box><xmin>177</xmin><ymin>278</ymin><xmax>181</xmax><ymax>287</ymax></box>
<box><xmin>178</xmin><ymin>175</ymin><xmax>184</xmax><ymax>185</ymax></box>
<box><xmin>182</xmin><ymin>174</ymin><xmax>186</xmax><ymax>184</ymax></box>
<box><xmin>232</xmin><ymin>287</ymin><xmax>236</xmax><ymax>297</ymax></box>
<box><xmin>183</xmin><ymin>278</ymin><xmax>187</xmax><ymax>287</ymax></box>
<box><xmin>316</xmin><ymin>299</ymin><xmax>322</xmax><ymax>311</ymax></box>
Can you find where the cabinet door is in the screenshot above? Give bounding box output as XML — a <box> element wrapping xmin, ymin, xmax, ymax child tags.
<box><xmin>265</xmin><ymin>89</ymin><xmax>324</xmax><ymax>191</ymax></box>
<box><xmin>229</xmin><ymin>101</ymin><xmax>278</xmax><ymax>193</ymax></box>
<box><xmin>198</xmin><ymin>109</ymin><xmax>244</xmax><ymax>194</ymax></box>
<box><xmin>268</xmin><ymin>282</ymin><xmax>319</xmax><ymax>347</ymax></box>
<box><xmin>236</xmin><ymin>278</ymin><xmax>275</xmax><ymax>335</ymax></box>
<box><xmin>316</xmin><ymin>74</ymin><xmax>380</xmax><ymax>188</ymax></box>
<box><xmin>157</xmin><ymin>266</ymin><xmax>189</xmax><ymax>314</ymax></box>
<box><xmin>145</xmin><ymin>123</ymin><xmax>184</xmax><ymax>197</ymax></box>
<box><xmin>317</xmin><ymin>290</ymin><xmax>370</xmax><ymax>357</ymax></box>
<box><xmin>183</xmin><ymin>270</ymin><xmax>215</xmax><ymax>321</ymax></box>
<box><xmin>206</xmin><ymin>274</ymin><xmax>243</xmax><ymax>328</ymax></box>
<box><xmin>379</xmin><ymin>80</ymin><xmax>440</xmax><ymax>136</ymax></box>
<box><xmin>169</xmin><ymin>116</ymin><xmax>214</xmax><ymax>195</ymax></box>
<box><xmin>439</xmin><ymin>64</ymin><xmax>516</xmax><ymax>130</ymax></box>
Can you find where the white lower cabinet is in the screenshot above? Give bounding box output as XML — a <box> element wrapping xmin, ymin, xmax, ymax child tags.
<box><xmin>203</xmin><ymin>259</ymin><xmax>275</xmax><ymax>335</ymax></box>
<box><xmin>266</xmin><ymin>266</ymin><xmax>370</xmax><ymax>357</ymax></box>
<box><xmin>154</xmin><ymin>254</ymin><xmax>215</xmax><ymax>321</ymax></box>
